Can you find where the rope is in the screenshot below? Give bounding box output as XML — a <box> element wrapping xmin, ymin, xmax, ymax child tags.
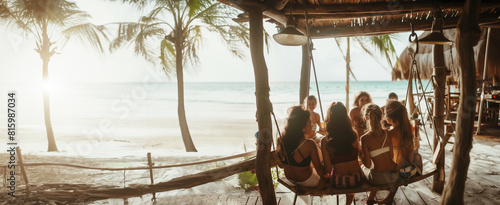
<box><xmin>7</xmin><ymin>151</ymin><xmax>257</xmax><ymax>171</ymax></box>
<box><xmin>271</xmin><ymin>111</ymin><xmax>282</xmax><ymax>178</ymax></box>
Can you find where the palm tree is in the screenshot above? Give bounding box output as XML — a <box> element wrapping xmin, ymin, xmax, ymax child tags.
<box><xmin>2</xmin><ymin>0</ymin><xmax>108</xmax><ymax>151</ymax></box>
<box><xmin>110</xmin><ymin>0</ymin><xmax>249</xmax><ymax>152</ymax></box>
<box><xmin>333</xmin><ymin>34</ymin><xmax>400</xmax><ymax>110</ymax></box>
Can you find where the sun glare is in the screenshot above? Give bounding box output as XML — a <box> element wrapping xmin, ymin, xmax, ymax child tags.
<box><xmin>43</xmin><ymin>81</ymin><xmax>59</xmax><ymax>95</ymax></box>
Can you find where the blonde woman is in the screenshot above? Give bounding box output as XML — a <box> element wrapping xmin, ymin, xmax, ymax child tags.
<box><xmin>359</xmin><ymin>103</ymin><xmax>399</xmax><ymax>205</ymax></box>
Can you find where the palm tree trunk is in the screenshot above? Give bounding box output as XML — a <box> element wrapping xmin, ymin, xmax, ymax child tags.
<box><xmin>441</xmin><ymin>0</ymin><xmax>481</xmax><ymax>204</ymax></box>
<box><xmin>175</xmin><ymin>36</ymin><xmax>197</xmax><ymax>152</ymax></box>
<box><xmin>42</xmin><ymin>21</ymin><xmax>58</xmax><ymax>152</ymax></box>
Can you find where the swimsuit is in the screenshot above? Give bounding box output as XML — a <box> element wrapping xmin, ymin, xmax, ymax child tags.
<box><xmin>332</xmin><ymin>171</ymin><xmax>362</xmax><ymax>189</ymax></box>
<box><xmin>362</xmin><ymin>132</ymin><xmax>399</xmax><ymax>185</ymax></box>
<box><xmin>293</xmin><ymin>168</ymin><xmax>321</xmax><ymax>188</ymax></box>
<box><xmin>331</xmin><ymin>147</ymin><xmax>358</xmax><ymax>165</ymax></box>
<box><xmin>369</xmin><ymin>132</ymin><xmax>390</xmax><ymax>158</ymax></box>
<box><xmin>280</xmin><ymin>140</ymin><xmax>312</xmax><ymax>167</ymax></box>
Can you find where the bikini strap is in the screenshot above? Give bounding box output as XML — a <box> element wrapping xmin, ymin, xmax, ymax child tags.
<box><xmin>381</xmin><ymin>132</ymin><xmax>388</xmax><ymax>149</ymax></box>
<box><xmin>292</xmin><ymin>139</ymin><xmax>309</xmax><ymax>159</ymax></box>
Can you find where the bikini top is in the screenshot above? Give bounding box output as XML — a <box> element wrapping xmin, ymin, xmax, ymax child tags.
<box><xmin>331</xmin><ymin>147</ymin><xmax>358</xmax><ymax>165</ymax></box>
<box><xmin>281</xmin><ymin>140</ymin><xmax>312</xmax><ymax>167</ymax></box>
<box><xmin>369</xmin><ymin>132</ymin><xmax>390</xmax><ymax>158</ymax></box>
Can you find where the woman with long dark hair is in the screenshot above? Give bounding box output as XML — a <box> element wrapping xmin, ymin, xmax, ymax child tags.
<box><xmin>320</xmin><ymin>102</ymin><xmax>361</xmax><ymax>205</ymax></box>
<box><xmin>277</xmin><ymin>106</ymin><xmax>324</xmax><ymax>187</ymax></box>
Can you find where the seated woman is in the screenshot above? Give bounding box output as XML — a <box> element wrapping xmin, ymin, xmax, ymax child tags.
<box><xmin>304</xmin><ymin>95</ymin><xmax>324</xmax><ymax>144</ymax></box>
<box><xmin>321</xmin><ymin>102</ymin><xmax>361</xmax><ymax>205</ymax></box>
<box><xmin>385</xmin><ymin>100</ymin><xmax>422</xmax><ymax>178</ymax></box>
<box><xmin>277</xmin><ymin>106</ymin><xmax>325</xmax><ymax>188</ymax></box>
<box><xmin>359</xmin><ymin>103</ymin><xmax>399</xmax><ymax>205</ymax></box>
<box><xmin>350</xmin><ymin>91</ymin><xmax>372</xmax><ymax>139</ymax></box>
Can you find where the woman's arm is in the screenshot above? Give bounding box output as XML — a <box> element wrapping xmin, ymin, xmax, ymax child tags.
<box><xmin>321</xmin><ymin>137</ymin><xmax>332</xmax><ymax>175</ymax></box>
<box><xmin>307</xmin><ymin>140</ymin><xmax>325</xmax><ymax>178</ymax></box>
<box><xmin>360</xmin><ymin>136</ymin><xmax>372</xmax><ymax>168</ymax></box>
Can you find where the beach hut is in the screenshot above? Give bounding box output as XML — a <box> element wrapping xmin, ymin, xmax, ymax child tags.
<box><xmin>393</xmin><ymin>28</ymin><xmax>500</xmax><ymax>82</ymax></box>
<box><xmin>218</xmin><ymin>0</ymin><xmax>500</xmax><ymax>204</ymax></box>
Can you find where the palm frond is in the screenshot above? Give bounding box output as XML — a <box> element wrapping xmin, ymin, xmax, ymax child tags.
<box><xmin>62</xmin><ymin>23</ymin><xmax>109</xmax><ymax>54</ymax></box>
<box><xmin>354</xmin><ymin>37</ymin><xmax>391</xmax><ymax>71</ymax></box>
<box><xmin>109</xmin><ymin>22</ymin><xmax>142</xmax><ymax>52</ymax></box>
<box><xmin>160</xmin><ymin>38</ymin><xmax>175</xmax><ymax>76</ymax></box>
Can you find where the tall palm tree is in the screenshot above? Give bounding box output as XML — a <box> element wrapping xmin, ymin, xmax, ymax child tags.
<box><xmin>110</xmin><ymin>0</ymin><xmax>249</xmax><ymax>152</ymax></box>
<box><xmin>334</xmin><ymin>34</ymin><xmax>400</xmax><ymax>109</ymax></box>
<box><xmin>2</xmin><ymin>0</ymin><xmax>108</xmax><ymax>151</ymax></box>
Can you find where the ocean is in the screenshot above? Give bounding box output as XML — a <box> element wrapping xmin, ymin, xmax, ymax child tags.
<box><xmin>1</xmin><ymin>81</ymin><xmax>421</xmax><ymax>156</ymax></box>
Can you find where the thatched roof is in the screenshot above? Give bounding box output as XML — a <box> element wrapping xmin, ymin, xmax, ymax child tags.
<box><xmin>219</xmin><ymin>0</ymin><xmax>500</xmax><ymax>38</ymax></box>
<box><xmin>393</xmin><ymin>28</ymin><xmax>500</xmax><ymax>82</ymax></box>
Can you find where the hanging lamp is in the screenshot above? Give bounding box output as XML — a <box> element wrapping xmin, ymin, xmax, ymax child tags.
<box><xmin>232</xmin><ymin>12</ymin><xmax>249</xmax><ymax>23</ymax></box>
<box><xmin>419</xmin><ymin>7</ymin><xmax>453</xmax><ymax>45</ymax></box>
<box><xmin>273</xmin><ymin>14</ymin><xmax>307</xmax><ymax>46</ymax></box>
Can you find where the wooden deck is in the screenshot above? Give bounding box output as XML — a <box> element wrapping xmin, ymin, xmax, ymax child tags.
<box><xmin>119</xmin><ymin>124</ymin><xmax>500</xmax><ymax>205</ymax></box>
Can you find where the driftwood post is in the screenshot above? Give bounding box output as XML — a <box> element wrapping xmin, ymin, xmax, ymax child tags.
<box><xmin>147</xmin><ymin>152</ymin><xmax>156</xmax><ymax>200</ymax></box>
<box><xmin>248</xmin><ymin>7</ymin><xmax>277</xmax><ymax>205</ymax></box>
<box><xmin>441</xmin><ymin>0</ymin><xmax>481</xmax><ymax>204</ymax></box>
<box><xmin>16</xmin><ymin>147</ymin><xmax>29</xmax><ymax>187</ymax></box>
<box><xmin>432</xmin><ymin>9</ymin><xmax>447</xmax><ymax>194</ymax></box>
<box><xmin>300</xmin><ymin>44</ymin><xmax>311</xmax><ymax>104</ymax></box>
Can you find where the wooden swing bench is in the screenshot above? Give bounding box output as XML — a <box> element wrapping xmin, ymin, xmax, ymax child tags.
<box><xmin>278</xmin><ymin>168</ymin><xmax>437</xmax><ymax>196</ymax></box>
<box><xmin>278</xmin><ymin>141</ymin><xmax>444</xmax><ymax>204</ymax></box>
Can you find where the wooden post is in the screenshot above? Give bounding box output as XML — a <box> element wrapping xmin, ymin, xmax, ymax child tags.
<box><xmin>300</xmin><ymin>44</ymin><xmax>311</xmax><ymax>104</ymax></box>
<box><xmin>16</xmin><ymin>147</ymin><xmax>29</xmax><ymax>187</ymax></box>
<box><xmin>432</xmin><ymin>10</ymin><xmax>447</xmax><ymax>194</ymax></box>
<box><xmin>248</xmin><ymin>7</ymin><xmax>277</xmax><ymax>205</ymax></box>
<box><xmin>441</xmin><ymin>0</ymin><xmax>481</xmax><ymax>204</ymax></box>
<box><xmin>346</xmin><ymin>37</ymin><xmax>351</xmax><ymax>111</ymax></box>
<box><xmin>476</xmin><ymin>27</ymin><xmax>491</xmax><ymax>134</ymax></box>
<box><xmin>407</xmin><ymin>66</ymin><xmax>415</xmax><ymax>117</ymax></box>
<box><xmin>147</xmin><ymin>152</ymin><xmax>156</xmax><ymax>200</ymax></box>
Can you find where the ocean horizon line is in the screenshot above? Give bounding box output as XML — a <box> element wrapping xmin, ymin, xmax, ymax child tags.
<box><xmin>2</xmin><ymin>80</ymin><xmax>407</xmax><ymax>85</ymax></box>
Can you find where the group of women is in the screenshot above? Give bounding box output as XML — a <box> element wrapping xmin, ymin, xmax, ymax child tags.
<box><xmin>277</xmin><ymin>92</ymin><xmax>422</xmax><ymax>205</ymax></box>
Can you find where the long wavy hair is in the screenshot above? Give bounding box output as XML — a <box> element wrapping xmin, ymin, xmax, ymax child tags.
<box><xmin>353</xmin><ymin>91</ymin><xmax>372</xmax><ymax>107</ymax></box>
<box><xmin>385</xmin><ymin>100</ymin><xmax>414</xmax><ymax>149</ymax></box>
<box><xmin>325</xmin><ymin>102</ymin><xmax>357</xmax><ymax>156</ymax></box>
<box><xmin>277</xmin><ymin>106</ymin><xmax>310</xmax><ymax>161</ymax></box>
<box><xmin>363</xmin><ymin>103</ymin><xmax>385</xmax><ymax>139</ymax></box>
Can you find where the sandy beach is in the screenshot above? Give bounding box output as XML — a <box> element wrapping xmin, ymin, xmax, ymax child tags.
<box><xmin>1</xmin><ymin>122</ymin><xmax>499</xmax><ymax>204</ymax></box>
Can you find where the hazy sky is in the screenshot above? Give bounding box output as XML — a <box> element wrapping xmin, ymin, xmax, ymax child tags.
<box><xmin>0</xmin><ymin>0</ymin><xmax>417</xmax><ymax>84</ymax></box>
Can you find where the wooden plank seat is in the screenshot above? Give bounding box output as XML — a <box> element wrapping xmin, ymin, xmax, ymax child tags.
<box><xmin>278</xmin><ymin>168</ymin><xmax>437</xmax><ymax>196</ymax></box>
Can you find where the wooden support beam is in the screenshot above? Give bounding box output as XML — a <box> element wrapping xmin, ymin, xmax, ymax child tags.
<box><xmin>219</xmin><ymin>0</ymin><xmax>287</xmax><ymax>26</ymax></box>
<box><xmin>284</xmin><ymin>1</ymin><xmax>500</xmax><ymax>15</ymax></box>
<box><xmin>440</xmin><ymin>0</ymin><xmax>482</xmax><ymax>204</ymax></box>
<box><xmin>431</xmin><ymin>11</ymin><xmax>447</xmax><ymax>194</ymax></box>
<box><xmin>309</xmin><ymin>16</ymin><xmax>499</xmax><ymax>38</ymax></box>
<box><xmin>249</xmin><ymin>6</ymin><xmax>277</xmax><ymax>205</ymax></box>
<box><xmin>299</xmin><ymin>44</ymin><xmax>311</xmax><ymax>104</ymax></box>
